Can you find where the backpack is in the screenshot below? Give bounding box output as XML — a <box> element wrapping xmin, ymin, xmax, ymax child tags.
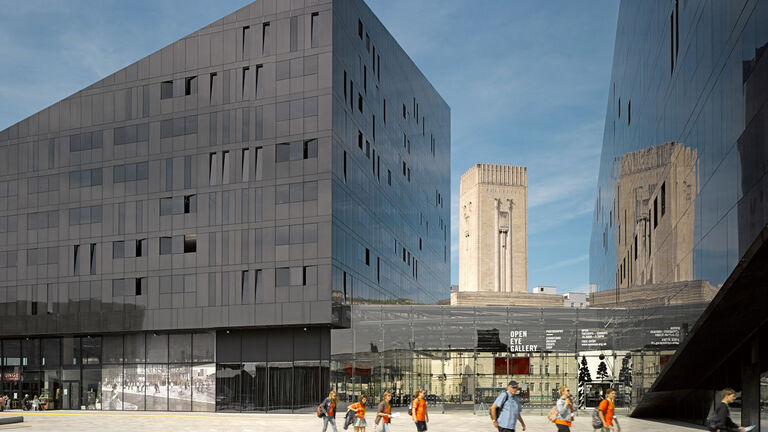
<box><xmin>592</xmin><ymin>403</ymin><xmax>604</xmax><ymax>429</ymax></box>
<box><xmin>547</xmin><ymin>405</ymin><xmax>558</xmax><ymax>422</ymax></box>
<box><xmin>490</xmin><ymin>392</ymin><xmax>509</xmax><ymax>420</ymax></box>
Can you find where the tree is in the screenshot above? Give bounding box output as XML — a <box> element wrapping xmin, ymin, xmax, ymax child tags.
<box><xmin>577</xmin><ymin>356</ymin><xmax>592</xmax><ymax>408</ymax></box>
<box><xmin>596</xmin><ymin>357</ymin><xmax>609</xmax><ymax>381</ymax></box>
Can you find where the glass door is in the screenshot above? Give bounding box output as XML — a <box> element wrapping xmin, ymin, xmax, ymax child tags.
<box><xmin>62</xmin><ymin>381</ymin><xmax>80</xmax><ymax>410</ymax></box>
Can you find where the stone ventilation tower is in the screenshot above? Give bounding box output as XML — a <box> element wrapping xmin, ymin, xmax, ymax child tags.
<box><xmin>459</xmin><ymin>164</ymin><xmax>528</xmax><ymax>294</ymax></box>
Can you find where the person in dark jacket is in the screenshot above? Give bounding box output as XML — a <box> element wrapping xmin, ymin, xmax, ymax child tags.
<box><xmin>320</xmin><ymin>391</ymin><xmax>338</xmax><ymax>432</ymax></box>
<box><xmin>708</xmin><ymin>388</ymin><xmax>745</xmax><ymax>432</ymax></box>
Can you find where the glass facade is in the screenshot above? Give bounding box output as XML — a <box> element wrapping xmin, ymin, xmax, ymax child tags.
<box><xmin>330</xmin><ymin>304</ymin><xmax>706</xmax><ymax>413</ymax></box>
<box><xmin>0</xmin><ymin>0</ymin><xmax>449</xmax><ymax>413</ymax></box>
<box><xmin>590</xmin><ymin>0</ymin><xmax>768</xmax><ymax>301</ymax></box>
<box><xmin>590</xmin><ymin>0</ymin><xmax>768</xmax><ymax>425</ymax></box>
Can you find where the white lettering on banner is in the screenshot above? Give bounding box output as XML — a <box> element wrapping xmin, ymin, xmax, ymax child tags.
<box><xmin>648</xmin><ymin>327</ymin><xmax>680</xmax><ymax>345</ymax></box>
<box><xmin>509</xmin><ymin>330</ymin><xmax>538</xmax><ymax>352</ymax></box>
<box><xmin>545</xmin><ymin>329</ymin><xmax>563</xmax><ymax>350</ymax></box>
<box><xmin>580</xmin><ymin>329</ymin><xmax>608</xmax><ymax>348</ymax></box>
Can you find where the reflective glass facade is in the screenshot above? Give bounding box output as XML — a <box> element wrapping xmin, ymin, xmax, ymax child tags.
<box><xmin>590</xmin><ymin>0</ymin><xmax>768</xmax><ymax>299</ymax></box>
<box><xmin>330</xmin><ymin>304</ymin><xmax>706</xmax><ymax>413</ymax></box>
<box><xmin>0</xmin><ymin>0</ymin><xmax>449</xmax><ymax>412</ymax></box>
<box><xmin>589</xmin><ymin>0</ymin><xmax>768</xmax><ymax>425</ymax></box>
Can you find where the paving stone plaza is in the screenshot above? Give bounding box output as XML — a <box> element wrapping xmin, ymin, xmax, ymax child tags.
<box><xmin>0</xmin><ymin>410</ymin><xmax>705</xmax><ymax>431</ymax></box>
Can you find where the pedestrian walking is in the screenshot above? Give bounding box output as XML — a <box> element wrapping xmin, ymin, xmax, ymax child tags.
<box><xmin>347</xmin><ymin>394</ymin><xmax>368</xmax><ymax>432</ymax></box>
<box><xmin>555</xmin><ymin>385</ymin><xmax>574</xmax><ymax>432</ymax></box>
<box><xmin>705</xmin><ymin>388</ymin><xmax>746</xmax><ymax>432</ymax></box>
<box><xmin>319</xmin><ymin>390</ymin><xmax>338</xmax><ymax>432</ymax></box>
<box><xmin>411</xmin><ymin>388</ymin><xmax>429</xmax><ymax>432</ymax></box>
<box><xmin>490</xmin><ymin>380</ymin><xmax>526</xmax><ymax>432</ymax></box>
<box><xmin>31</xmin><ymin>395</ymin><xmax>39</xmax><ymax>411</ymax></box>
<box><xmin>376</xmin><ymin>391</ymin><xmax>393</xmax><ymax>432</ymax></box>
<box><xmin>596</xmin><ymin>388</ymin><xmax>620</xmax><ymax>431</ymax></box>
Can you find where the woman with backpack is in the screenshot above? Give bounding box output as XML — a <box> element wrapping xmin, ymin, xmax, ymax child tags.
<box><xmin>347</xmin><ymin>394</ymin><xmax>368</xmax><ymax>431</ymax></box>
<box><xmin>319</xmin><ymin>391</ymin><xmax>338</xmax><ymax>432</ymax></box>
<box><xmin>554</xmin><ymin>386</ymin><xmax>574</xmax><ymax>431</ymax></box>
<box><xmin>376</xmin><ymin>391</ymin><xmax>393</xmax><ymax>432</ymax></box>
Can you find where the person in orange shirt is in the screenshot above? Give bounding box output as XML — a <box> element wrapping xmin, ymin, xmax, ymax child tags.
<box><xmin>320</xmin><ymin>390</ymin><xmax>338</xmax><ymax>432</ymax></box>
<box><xmin>347</xmin><ymin>394</ymin><xmax>368</xmax><ymax>432</ymax></box>
<box><xmin>555</xmin><ymin>386</ymin><xmax>574</xmax><ymax>431</ymax></box>
<box><xmin>597</xmin><ymin>388</ymin><xmax>620</xmax><ymax>432</ymax></box>
<box><xmin>411</xmin><ymin>388</ymin><xmax>429</xmax><ymax>431</ymax></box>
<box><xmin>376</xmin><ymin>391</ymin><xmax>393</xmax><ymax>432</ymax></box>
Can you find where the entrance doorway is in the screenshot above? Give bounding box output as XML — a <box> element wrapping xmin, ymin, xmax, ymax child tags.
<box><xmin>61</xmin><ymin>381</ymin><xmax>80</xmax><ymax>410</ymax></box>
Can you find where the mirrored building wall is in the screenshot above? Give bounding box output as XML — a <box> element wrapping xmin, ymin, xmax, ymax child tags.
<box><xmin>330</xmin><ymin>304</ymin><xmax>706</xmax><ymax>413</ymax></box>
<box><xmin>590</xmin><ymin>0</ymin><xmax>768</xmax><ymax>304</ymax></box>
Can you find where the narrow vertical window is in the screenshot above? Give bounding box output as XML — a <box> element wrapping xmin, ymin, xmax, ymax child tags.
<box><xmin>343</xmin><ymin>151</ymin><xmax>347</xmax><ymax>182</ymax></box>
<box><xmin>242</xmin><ymin>148</ymin><xmax>250</xmax><ymax>182</ymax></box>
<box><xmin>653</xmin><ymin>197</ymin><xmax>658</xmax><ymax>228</ymax></box>
<box><xmin>670</xmin><ymin>12</ymin><xmax>675</xmax><ymax>74</ymax></box>
<box><xmin>262</xmin><ymin>22</ymin><xmax>271</xmax><ymax>56</ymax></box>
<box><xmin>210</xmin><ymin>72</ymin><xmax>218</xmax><ymax>104</ymax></box>
<box><xmin>387</xmin><ymin>169</ymin><xmax>391</xmax><ymax>185</ymax></box>
<box><xmin>627</xmin><ymin>100</ymin><xmax>631</xmax><ymax>125</ymax></box>
<box><xmin>344</xmin><ymin>70</ymin><xmax>347</xmax><ymax>102</ymax></box>
<box><xmin>358</xmin><ymin>20</ymin><xmax>363</xmax><ymax>39</ymax></box>
<box><xmin>222</xmin><ymin>150</ymin><xmax>231</xmax><ymax>184</ymax></box>
<box><xmin>254</xmin><ymin>65</ymin><xmax>262</xmax><ymax>99</ymax></box>
<box><xmin>350</xmin><ymin>81</ymin><xmax>354</xmax><ymax>110</ymax></box>
<box><xmin>372</xmin><ymin>114</ymin><xmax>375</xmax><ymax>141</ymax></box>
<box><xmin>185</xmin><ymin>76</ymin><xmax>197</xmax><ymax>96</ymax></box>
<box><xmin>358</xmin><ymin>93</ymin><xmax>363</xmax><ymax>113</ymax></box>
<box><xmin>73</xmin><ymin>245</ymin><xmax>79</xmax><ymax>274</ymax></box>
<box><xmin>661</xmin><ymin>182</ymin><xmax>666</xmax><ymax>217</ymax></box>
<box><xmin>242</xmin><ymin>26</ymin><xmax>251</xmax><ymax>57</ymax></box>
<box><xmin>383</xmin><ymin>99</ymin><xmax>386</xmax><ymax>123</ymax></box>
<box><xmin>209</xmin><ymin>152</ymin><xmax>217</xmax><ymax>186</ymax></box>
<box><xmin>90</xmin><ymin>243</ymin><xmax>96</xmax><ymax>275</ymax></box>
<box><xmin>242</xmin><ymin>67</ymin><xmax>250</xmax><ymax>100</ymax></box>
<box><xmin>376</xmin><ymin>257</ymin><xmax>380</xmax><ymax>283</ymax></box>
<box><xmin>311</xmin><ymin>12</ymin><xmax>320</xmax><ymax>48</ymax></box>
<box><xmin>358</xmin><ymin>131</ymin><xmax>363</xmax><ymax>149</ymax></box>
<box><xmin>165</xmin><ymin>158</ymin><xmax>173</xmax><ymax>192</ymax></box>
<box><xmin>241</xmin><ymin>270</ymin><xmax>250</xmax><ymax>304</ymax></box>
<box><xmin>365</xmin><ymin>248</ymin><xmax>370</xmax><ymax>266</ymax></box>
<box><xmin>255</xmin><ymin>147</ymin><xmax>263</xmax><ymax>180</ymax></box>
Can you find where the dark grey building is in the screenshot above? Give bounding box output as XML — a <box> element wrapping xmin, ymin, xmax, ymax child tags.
<box><xmin>590</xmin><ymin>0</ymin><xmax>768</xmax><ymax>427</ymax></box>
<box><xmin>0</xmin><ymin>0</ymin><xmax>449</xmax><ymax>411</ymax></box>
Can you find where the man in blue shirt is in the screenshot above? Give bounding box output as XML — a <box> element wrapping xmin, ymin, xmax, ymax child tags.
<box><xmin>491</xmin><ymin>380</ymin><xmax>527</xmax><ymax>432</ymax></box>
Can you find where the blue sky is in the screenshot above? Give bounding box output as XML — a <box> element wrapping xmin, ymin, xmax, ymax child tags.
<box><xmin>0</xmin><ymin>0</ymin><xmax>619</xmax><ymax>294</ymax></box>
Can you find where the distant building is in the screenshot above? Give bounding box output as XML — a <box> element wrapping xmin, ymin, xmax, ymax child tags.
<box><xmin>562</xmin><ymin>292</ymin><xmax>588</xmax><ymax>308</ymax></box>
<box><xmin>458</xmin><ymin>164</ymin><xmax>528</xmax><ymax>294</ymax></box>
<box><xmin>453</xmin><ymin>165</ymin><xmax>560</xmax><ymax>307</ymax></box>
<box><xmin>532</xmin><ymin>286</ymin><xmax>556</xmax><ymax>295</ymax></box>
